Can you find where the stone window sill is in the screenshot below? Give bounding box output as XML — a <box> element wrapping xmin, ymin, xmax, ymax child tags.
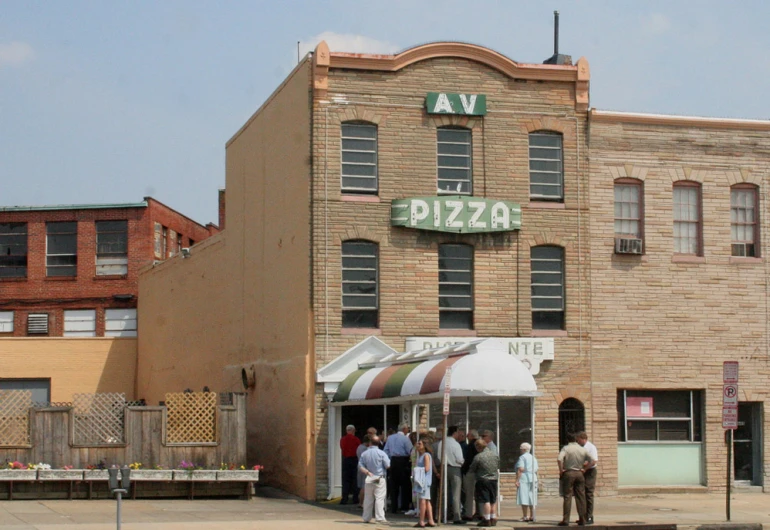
<box><xmin>730</xmin><ymin>257</ymin><xmax>763</xmax><ymax>265</ymax></box>
<box><xmin>531</xmin><ymin>329</ymin><xmax>568</xmax><ymax>337</ymax></box>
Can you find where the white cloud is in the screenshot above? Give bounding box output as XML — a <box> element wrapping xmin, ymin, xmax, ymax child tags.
<box><xmin>642</xmin><ymin>13</ymin><xmax>672</xmax><ymax>35</ymax></box>
<box><xmin>0</xmin><ymin>41</ymin><xmax>35</xmax><ymax>68</ymax></box>
<box><xmin>298</xmin><ymin>31</ymin><xmax>400</xmax><ymax>59</ymax></box>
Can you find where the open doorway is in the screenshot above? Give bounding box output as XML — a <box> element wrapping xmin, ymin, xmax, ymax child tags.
<box><xmin>734</xmin><ymin>402</ymin><xmax>763</xmax><ymax>486</ymax></box>
<box><xmin>341</xmin><ymin>404</ymin><xmax>401</xmax><ymax>440</ymax></box>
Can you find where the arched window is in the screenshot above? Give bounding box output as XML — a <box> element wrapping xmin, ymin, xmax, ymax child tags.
<box><xmin>731</xmin><ymin>184</ymin><xmax>759</xmax><ymax>257</ymax></box>
<box><xmin>341</xmin><ymin>240</ymin><xmax>378</xmax><ymax>328</ymax></box>
<box><xmin>437</xmin><ymin>127</ymin><xmax>472</xmax><ymax>195</ymax></box>
<box><xmin>673</xmin><ymin>181</ymin><xmax>702</xmax><ymax>255</ymax></box>
<box><xmin>438</xmin><ymin>243</ymin><xmax>473</xmax><ymax>329</ymax></box>
<box><xmin>559</xmin><ymin>398</ymin><xmax>585</xmax><ymax>448</ymax></box>
<box><xmin>341</xmin><ymin>122</ymin><xmax>378</xmax><ymax>194</ymax></box>
<box><xmin>530</xmin><ymin>245</ymin><xmax>565</xmax><ymax>330</ymax></box>
<box><xmin>529</xmin><ymin>131</ymin><xmax>563</xmax><ymax>201</ymax></box>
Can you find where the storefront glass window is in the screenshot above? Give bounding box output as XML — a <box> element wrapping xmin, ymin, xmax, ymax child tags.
<box><xmin>618</xmin><ymin>389</ymin><xmax>702</xmax><ymax>442</ymax></box>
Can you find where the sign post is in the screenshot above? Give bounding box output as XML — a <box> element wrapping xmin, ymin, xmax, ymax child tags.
<box><xmin>439</xmin><ymin>368</ymin><xmax>452</xmax><ymax>525</ymax></box>
<box><xmin>723</xmin><ymin>361</ymin><xmax>739</xmax><ymax>522</ymax></box>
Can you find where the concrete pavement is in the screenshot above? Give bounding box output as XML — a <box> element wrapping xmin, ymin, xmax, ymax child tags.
<box><xmin>0</xmin><ymin>488</ymin><xmax>766</xmax><ymax>529</ymax></box>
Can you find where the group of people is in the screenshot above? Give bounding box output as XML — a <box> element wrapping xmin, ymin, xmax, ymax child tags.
<box><xmin>341</xmin><ymin>424</ymin><xmax>502</xmax><ymax>527</ymax></box>
<box><xmin>513</xmin><ymin>430</ymin><xmax>598</xmax><ymax>526</ymax></box>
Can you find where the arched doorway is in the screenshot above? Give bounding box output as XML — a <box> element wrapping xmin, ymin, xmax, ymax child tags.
<box><xmin>559</xmin><ymin>398</ymin><xmax>585</xmax><ymax>448</ymax></box>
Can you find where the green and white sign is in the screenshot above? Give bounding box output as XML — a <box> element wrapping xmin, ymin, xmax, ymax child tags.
<box><xmin>391</xmin><ymin>196</ymin><xmax>521</xmax><ymax>234</ymax></box>
<box><xmin>426</xmin><ymin>92</ymin><xmax>487</xmax><ymax>116</ymax></box>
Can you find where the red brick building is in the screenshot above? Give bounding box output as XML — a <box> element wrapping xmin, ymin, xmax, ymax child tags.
<box><xmin>0</xmin><ymin>197</ymin><xmax>217</xmax><ymax>337</ymax></box>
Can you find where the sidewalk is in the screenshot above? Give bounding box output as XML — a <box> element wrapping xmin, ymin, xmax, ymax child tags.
<box><xmin>0</xmin><ymin>489</ymin><xmax>765</xmax><ymax>529</ymax></box>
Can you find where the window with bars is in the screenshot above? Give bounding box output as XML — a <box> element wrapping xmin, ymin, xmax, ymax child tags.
<box><xmin>531</xmin><ymin>246</ymin><xmax>565</xmax><ymax>330</ymax></box>
<box><xmin>529</xmin><ymin>131</ymin><xmax>563</xmax><ymax>201</ymax></box>
<box><xmin>438</xmin><ymin>243</ymin><xmax>473</xmax><ymax>329</ymax></box>
<box><xmin>341</xmin><ymin>241</ymin><xmax>378</xmax><ymax>328</ymax></box>
<box><xmin>617</xmin><ymin>389</ymin><xmax>703</xmax><ymax>442</ymax></box>
<box><xmin>731</xmin><ymin>185</ymin><xmax>759</xmax><ymax>257</ymax></box>
<box><xmin>96</xmin><ymin>220</ymin><xmax>128</xmax><ymax>275</ymax></box>
<box><xmin>437</xmin><ymin>128</ymin><xmax>472</xmax><ymax>195</ymax></box>
<box><xmin>46</xmin><ymin>222</ymin><xmax>77</xmax><ymax>277</ymax></box>
<box><xmin>64</xmin><ymin>310</ymin><xmax>96</xmax><ymax>337</ymax></box>
<box><xmin>341</xmin><ymin>123</ymin><xmax>378</xmax><ymax>193</ymax></box>
<box><xmin>673</xmin><ymin>183</ymin><xmax>701</xmax><ymax>255</ymax></box>
<box><xmin>614</xmin><ymin>180</ymin><xmax>643</xmax><ymax>238</ymax></box>
<box><xmin>0</xmin><ymin>222</ymin><xmax>28</xmax><ymax>278</ymax></box>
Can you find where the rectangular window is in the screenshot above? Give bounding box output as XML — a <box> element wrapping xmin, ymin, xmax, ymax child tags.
<box><xmin>731</xmin><ymin>187</ymin><xmax>758</xmax><ymax>257</ymax></box>
<box><xmin>531</xmin><ymin>246</ymin><xmax>565</xmax><ymax>330</ymax></box>
<box><xmin>0</xmin><ymin>222</ymin><xmax>28</xmax><ymax>278</ymax></box>
<box><xmin>154</xmin><ymin>223</ymin><xmax>162</xmax><ymax>258</ymax></box>
<box><xmin>439</xmin><ymin>244</ymin><xmax>473</xmax><ymax>329</ymax></box>
<box><xmin>64</xmin><ymin>309</ymin><xmax>96</xmax><ymax>337</ymax></box>
<box><xmin>0</xmin><ymin>311</ymin><xmax>13</xmax><ymax>333</ymax></box>
<box><xmin>437</xmin><ymin>128</ymin><xmax>472</xmax><ymax>195</ymax></box>
<box><xmin>341</xmin><ymin>241</ymin><xmax>378</xmax><ymax>328</ymax></box>
<box><xmin>27</xmin><ymin>313</ymin><xmax>49</xmax><ymax>335</ymax></box>
<box><xmin>46</xmin><ymin>222</ymin><xmax>78</xmax><ymax>277</ymax></box>
<box><xmin>341</xmin><ymin>123</ymin><xmax>378</xmax><ymax>193</ymax></box>
<box><xmin>614</xmin><ymin>182</ymin><xmax>642</xmax><ymax>238</ymax></box>
<box><xmin>96</xmin><ymin>220</ymin><xmax>128</xmax><ymax>275</ymax></box>
<box><xmin>673</xmin><ymin>184</ymin><xmax>701</xmax><ymax>255</ymax></box>
<box><xmin>618</xmin><ymin>390</ymin><xmax>702</xmax><ymax>442</ymax></box>
<box><xmin>162</xmin><ymin>226</ymin><xmax>168</xmax><ymax>258</ymax></box>
<box><xmin>529</xmin><ymin>132</ymin><xmax>563</xmax><ymax>201</ymax></box>
<box><xmin>105</xmin><ymin>308</ymin><xmax>137</xmax><ymax>337</ymax></box>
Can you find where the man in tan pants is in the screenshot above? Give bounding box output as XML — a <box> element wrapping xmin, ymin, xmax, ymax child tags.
<box><xmin>557</xmin><ymin>433</ymin><xmax>592</xmax><ymax>526</ymax></box>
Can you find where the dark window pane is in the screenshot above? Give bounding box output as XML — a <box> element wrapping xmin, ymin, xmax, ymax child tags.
<box><xmin>440</xmin><ymin>311</ymin><xmax>473</xmax><ymax>329</ymax></box>
<box><xmin>532</xmin><ymin>311</ymin><xmax>564</xmax><ymax>330</ymax></box>
<box><xmin>627</xmin><ymin>421</ymin><xmax>657</xmax><ymax>441</ymax></box>
<box><xmin>342</xmin><ymin>151</ymin><xmax>376</xmax><ymax>164</ymax></box>
<box><xmin>342</xmin><ymin>177</ymin><xmax>377</xmax><ymax>191</ymax></box>
<box><xmin>342</xmin><ymin>283</ymin><xmax>377</xmax><ymax>295</ymax></box>
<box><xmin>342</xmin><ymin>124</ymin><xmax>377</xmax><ymax>194</ymax></box>
<box><xmin>343</xmin><ymin>310</ymin><xmax>378</xmax><ymax>328</ymax></box>
<box><xmin>658</xmin><ymin>420</ymin><xmax>691</xmax><ymax>441</ymax></box>
<box><xmin>342</xmin><ymin>138</ymin><xmax>376</xmax><ymax>151</ymax></box>
<box><xmin>439</xmin><ymin>283</ymin><xmax>472</xmax><ymax>297</ymax></box>
<box><xmin>342</xmin><ymin>124</ymin><xmax>376</xmax><ymax>139</ymax></box>
<box><xmin>46</xmin><ymin>222</ymin><xmax>77</xmax><ymax>234</ymax></box>
<box><xmin>438</xmin><ymin>271</ymin><xmax>472</xmax><ymax>283</ymax></box>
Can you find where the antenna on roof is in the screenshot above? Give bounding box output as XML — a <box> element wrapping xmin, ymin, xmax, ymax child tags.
<box><xmin>543</xmin><ymin>10</ymin><xmax>572</xmax><ymax>65</ymax></box>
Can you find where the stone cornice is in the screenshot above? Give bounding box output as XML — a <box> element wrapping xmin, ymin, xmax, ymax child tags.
<box><xmin>326</xmin><ymin>41</ymin><xmax>583</xmax><ymax>83</ymax></box>
<box><xmin>591</xmin><ymin>109</ymin><xmax>770</xmax><ymax>131</ymax></box>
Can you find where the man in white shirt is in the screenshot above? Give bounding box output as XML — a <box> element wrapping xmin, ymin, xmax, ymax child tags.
<box><xmin>577</xmin><ymin>431</ymin><xmax>598</xmax><ymax>525</ymax></box>
<box><xmin>436</xmin><ymin>425</ymin><xmax>465</xmax><ymax>524</ymax></box>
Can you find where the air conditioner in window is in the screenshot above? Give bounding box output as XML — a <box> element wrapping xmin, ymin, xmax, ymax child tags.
<box><xmin>614</xmin><ymin>237</ymin><xmax>644</xmax><ymax>255</ymax></box>
<box><xmin>731</xmin><ymin>243</ymin><xmax>756</xmax><ymax>257</ymax></box>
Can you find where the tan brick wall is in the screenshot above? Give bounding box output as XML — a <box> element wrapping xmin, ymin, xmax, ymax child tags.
<box><xmin>589</xmin><ymin>117</ymin><xmax>770</xmax><ymax>493</ymax></box>
<box><xmin>0</xmin><ymin>337</ymin><xmax>137</xmax><ymax>401</ymax></box>
<box><xmin>312</xmin><ymin>57</ymin><xmax>591</xmax><ymax>497</ymax></box>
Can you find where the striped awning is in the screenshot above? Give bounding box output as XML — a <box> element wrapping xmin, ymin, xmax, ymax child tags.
<box><xmin>332</xmin><ymin>339</ymin><xmax>539</xmax><ymax>403</ymax></box>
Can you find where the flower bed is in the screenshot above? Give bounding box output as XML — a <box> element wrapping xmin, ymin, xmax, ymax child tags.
<box><xmin>0</xmin><ymin>469</ymin><xmax>37</xmax><ymax>481</ymax></box>
<box><xmin>83</xmin><ymin>469</ymin><xmax>109</xmax><ymax>481</ymax></box>
<box><xmin>131</xmin><ymin>469</ymin><xmax>173</xmax><ymax>481</ymax></box>
<box><xmin>38</xmin><ymin>469</ymin><xmax>84</xmax><ymax>481</ymax></box>
<box><xmin>216</xmin><ymin>470</ymin><xmax>260</xmax><ymax>482</ymax></box>
<box><xmin>172</xmin><ymin>470</ymin><xmax>217</xmax><ymax>482</ymax></box>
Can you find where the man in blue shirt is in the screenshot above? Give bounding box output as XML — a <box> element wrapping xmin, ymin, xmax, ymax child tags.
<box><xmin>383</xmin><ymin>422</ymin><xmax>413</xmax><ymax>514</ymax></box>
<box><xmin>359</xmin><ymin>435</ymin><xmax>391</xmax><ymax>523</ymax></box>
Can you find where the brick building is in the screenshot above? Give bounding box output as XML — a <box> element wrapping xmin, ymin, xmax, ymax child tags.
<box><xmin>136</xmin><ymin>40</ymin><xmax>770</xmax><ymax>500</ymax></box>
<box><xmin>0</xmin><ymin>197</ymin><xmax>217</xmax><ymax>339</ymax></box>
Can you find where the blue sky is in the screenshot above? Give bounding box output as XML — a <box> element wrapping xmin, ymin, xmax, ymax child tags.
<box><xmin>2</xmin><ymin>1</ymin><xmax>769</xmax><ymax>225</ymax></box>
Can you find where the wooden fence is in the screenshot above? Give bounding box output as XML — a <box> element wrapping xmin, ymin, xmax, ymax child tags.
<box><xmin>0</xmin><ymin>392</ymin><xmax>247</xmax><ymax>469</ymax></box>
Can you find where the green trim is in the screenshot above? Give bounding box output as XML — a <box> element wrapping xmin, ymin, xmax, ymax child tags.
<box><xmin>381</xmin><ymin>362</ymin><xmax>421</xmax><ymax>399</ymax></box>
<box><xmin>332</xmin><ymin>368</ymin><xmax>370</xmax><ymax>402</ymax></box>
<box><xmin>0</xmin><ymin>201</ymin><xmax>148</xmax><ymax>212</ymax></box>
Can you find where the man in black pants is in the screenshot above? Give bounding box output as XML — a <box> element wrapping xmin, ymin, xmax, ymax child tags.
<box><xmin>383</xmin><ymin>422</ymin><xmax>413</xmax><ymax>513</ymax></box>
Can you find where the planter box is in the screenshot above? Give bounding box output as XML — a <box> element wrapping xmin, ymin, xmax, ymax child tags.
<box><xmin>216</xmin><ymin>470</ymin><xmax>260</xmax><ymax>482</ymax></box>
<box><xmin>83</xmin><ymin>469</ymin><xmax>109</xmax><ymax>481</ymax></box>
<box><xmin>173</xmin><ymin>470</ymin><xmax>217</xmax><ymax>482</ymax></box>
<box><xmin>131</xmin><ymin>469</ymin><xmax>173</xmax><ymax>481</ymax></box>
<box><xmin>0</xmin><ymin>469</ymin><xmax>37</xmax><ymax>481</ymax></box>
<box><xmin>38</xmin><ymin>469</ymin><xmax>84</xmax><ymax>481</ymax></box>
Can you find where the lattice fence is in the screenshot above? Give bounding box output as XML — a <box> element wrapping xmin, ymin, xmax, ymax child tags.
<box><xmin>165</xmin><ymin>392</ymin><xmax>217</xmax><ymax>444</ymax></box>
<box><xmin>72</xmin><ymin>393</ymin><xmax>126</xmax><ymax>446</ymax></box>
<box><xmin>0</xmin><ymin>390</ymin><xmax>32</xmax><ymax>447</ymax></box>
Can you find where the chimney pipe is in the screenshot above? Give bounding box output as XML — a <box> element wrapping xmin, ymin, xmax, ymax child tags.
<box><xmin>554</xmin><ymin>10</ymin><xmax>559</xmax><ymax>56</ymax></box>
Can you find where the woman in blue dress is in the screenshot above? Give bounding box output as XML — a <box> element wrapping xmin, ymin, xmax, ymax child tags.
<box><xmin>413</xmin><ymin>438</ymin><xmax>436</xmax><ymax>528</ymax></box>
<box><xmin>515</xmin><ymin>442</ymin><xmax>538</xmax><ymax>522</ymax></box>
